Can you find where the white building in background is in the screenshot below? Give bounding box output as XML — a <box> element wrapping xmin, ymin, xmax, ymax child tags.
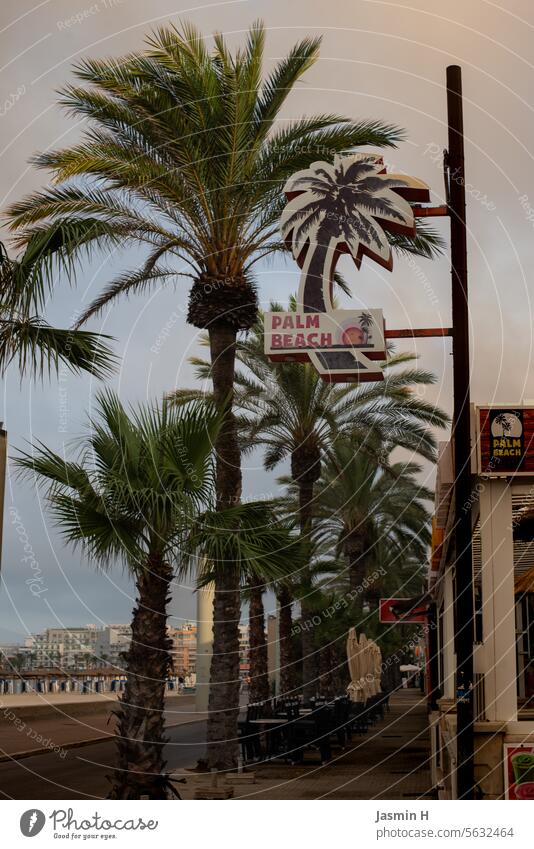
<box><xmin>27</xmin><ymin>625</ymin><xmax>99</xmax><ymax>669</ymax></box>
<box><xmin>95</xmin><ymin>624</ymin><xmax>132</xmax><ymax>668</ymax></box>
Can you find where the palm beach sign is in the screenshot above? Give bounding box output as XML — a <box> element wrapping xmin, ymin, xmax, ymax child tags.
<box><xmin>265</xmin><ymin>153</ymin><xmax>430</xmax><ymax>382</ymax></box>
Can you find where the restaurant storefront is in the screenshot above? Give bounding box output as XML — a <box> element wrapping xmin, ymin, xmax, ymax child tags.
<box><xmin>430</xmin><ymin>406</ymin><xmax>534</xmax><ymax>799</ymax></box>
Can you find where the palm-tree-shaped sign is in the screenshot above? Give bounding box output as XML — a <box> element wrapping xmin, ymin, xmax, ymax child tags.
<box><xmin>359</xmin><ymin>311</ymin><xmax>373</xmax><ymax>345</ymax></box>
<box><xmin>265</xmin><ymin>153</ymin><xmax>430</xmax><ymax>381</ymax></box>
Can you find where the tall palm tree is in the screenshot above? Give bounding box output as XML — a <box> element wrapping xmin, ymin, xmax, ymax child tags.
<box><xmin>245</xmin><ymin>577</ymin><xmax>270</xmax><ymax>704</ymax></box>
<box><xmin>17</xmin><ymin>391</ymin><xmax>303</xmax><ymax>787</ymax></box>
<box><xmin>15</xmin><ymin>392</ymin><xmax>223</xmax><ymax>797</ymax></box>
<box><xmin>185</xmin><ymin>502</ymin><xmax>302</xmax><ymax>761</ymax></box>
<box><xmin>317</xmin><ymin>441</ymin><xmax>432</xmax><ymax>606</ymax></box>
<box><xmin>171</xmin><ymin>309</ymin><xmax>447</xmax><ymax>697</ymax></box>
<box><xmin>5</xmin><ymin>23</ymin><xmax>441</xmax><ymax>767</ymax></box>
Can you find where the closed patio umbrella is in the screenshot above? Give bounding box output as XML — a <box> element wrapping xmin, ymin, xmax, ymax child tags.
<box><xmin>370</xmin><ymin>641</ymin><xmax>382</xmax><ymax>693</ymax></box>
<box><xmin>359</xmin><ymin>633</ymin><xmax>375</xmax><ymax>698</ymax></box>
<box><xmin>346</xmin><ymin>627</ymin><xmax>365</xmax><ymax>703</ymax></box>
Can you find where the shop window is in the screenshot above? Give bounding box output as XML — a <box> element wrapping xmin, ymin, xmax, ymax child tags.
<box><xmin>516</xmin><ymin>592</ymin><xmax>534</xmax><ymax>708</ymax></box>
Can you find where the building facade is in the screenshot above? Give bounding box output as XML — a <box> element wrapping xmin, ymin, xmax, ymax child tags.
<box><xmin>168</xmin><ymin>622</ymin><xmax>197</xmax><ymax>677</ymax></box>
<box><xmin>95</xmin><ymin>624</ymin><xmax>131</xmax><ymax>668</ymax></box>
<box><xmin>27</xmin><ymin>626</ymin><xmax>99</xmax><ymax>669</ymax></box>
<box><xmin>430</xmin><ymin>407</ymin><xmax>534</xmax><ymax>800</ymax></box>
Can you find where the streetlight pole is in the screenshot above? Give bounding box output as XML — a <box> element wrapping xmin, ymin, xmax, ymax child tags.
<box><xmin>447</xmin><ymin>64</ymin><xmax>475</xmax><ymax>800</ymax></box>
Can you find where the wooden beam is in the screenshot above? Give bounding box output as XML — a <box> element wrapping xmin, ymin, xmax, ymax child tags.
<box><xmin>385</xmin><ymin>327</ymin><xmax>453</xmax><ymax>338</ymax></box>
<box><xmin>413</xmin><ymin>204</ymin><xmax>449</xmax><ymax>217</ymax></box>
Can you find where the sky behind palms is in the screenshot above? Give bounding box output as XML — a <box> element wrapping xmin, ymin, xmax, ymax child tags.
<box><xmin>0</xmin><ymin>0</ymin><xmax>532</xmax><ymax>640</ymax></box>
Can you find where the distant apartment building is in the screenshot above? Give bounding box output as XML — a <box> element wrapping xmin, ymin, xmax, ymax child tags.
<box><xmin>239</xmin><ymin>622</ymin><xmax>250</xmax><ymax>680</ymax></box>
<box><xmin>95</xmin><ymin>624</ymin><xmax>132</xmax><ymax>668</ymax></box>
<box><xmin>168</xmin><ymin>622</ymin><xmax>197</xmax><ymax>676</ymax></box>
<box><xmin>27</xmin><ymin>625</ymin><xmax>98</xmax><ymax>669</ymax></box>
<box><xmin>0</xmin><ymin>643</ymin><xmax>32</xmax><ymax>670</ymax></box>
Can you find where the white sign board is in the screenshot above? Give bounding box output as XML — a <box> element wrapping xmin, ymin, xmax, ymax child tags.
<box><xmin>264</xmin><ymin>309</ymin><xmax>385</xmax><ymax>382</ymax></box>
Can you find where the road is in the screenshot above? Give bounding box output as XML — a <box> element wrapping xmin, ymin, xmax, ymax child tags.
<box><xmin>0</xmin><ymin>721</ymin><xmax>206</xmax><ymax>799</ymax></box>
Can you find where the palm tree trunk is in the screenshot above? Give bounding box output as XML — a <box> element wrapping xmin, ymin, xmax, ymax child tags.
<box><xmin>206</xmin><ymin>322</ymin><xmax>242</xmax><ymax>771</ymax></box>
<box><xmin>248</xmin><ymin>579</ymin><xmax>270</xmax><ymax>704</ymax></box>
<box><xmin>318</xmin><ymin>644</ymin><xmax>335</xmax><ymax>699</ymax></box>
<box><xmin>298</xmin><ymin>477</ymin><xmax>318</xmax><ymax>701</ymax></box>
<box><xmin>277</xmin><ymin>586</ymin><xmax>296</xmax><ymax>696</ymax></box>
<box><xmin>109</xmin><ymin>555</ymin><xmax>172</xmax><ymax>799</ymax></box>
<box><xmin>207</xmin><ymin>562</ymin><xmax>241</xmax><ymax>771</ymax></box>
<box><xmin>346</xmin><ymin>532</ymin><xmax>368</xmax><ymax>621</ymax></box>
<box><xmin>292</xmin><ymin>441</ymin><xmax>321</xmax><ymax>702</ymax></box>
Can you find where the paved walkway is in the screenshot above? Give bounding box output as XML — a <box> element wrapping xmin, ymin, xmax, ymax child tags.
<box><xmin>231</xmin><ymin>690</ymin><xmax>433</xmax><ymax>800</ymax></box>
<box><xmin>0</xmin><ymin>694</ymin><xmax>204</xmax><ymax>759</ymax></box>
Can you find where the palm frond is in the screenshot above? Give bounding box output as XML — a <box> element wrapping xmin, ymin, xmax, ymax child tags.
<box><xmin>0</xmin><ymin>316</ymin><xmax>116</xmax><ymax>379</ymax></box>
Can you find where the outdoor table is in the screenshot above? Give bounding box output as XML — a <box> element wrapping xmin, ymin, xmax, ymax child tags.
<box><xmin>275</xmin><ymin>708</ymin><xmax>313</xmax><ymax>719</ymax></box>
<box><xmin>247</xmin><ymin>717</ymin><xmax>289</xmax><ymax>760</ymax></box>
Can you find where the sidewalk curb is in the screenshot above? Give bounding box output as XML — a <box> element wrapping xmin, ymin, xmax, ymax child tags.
<box><xmin>0</xmin><ymin>717</ymin><xmax>207</xmax><ymax>764</ymax></box>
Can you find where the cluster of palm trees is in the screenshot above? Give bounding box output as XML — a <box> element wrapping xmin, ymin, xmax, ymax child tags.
<box><xmin>1</xmin><ymin>22</ymin><xmax>446</xmax><ymax>797</ymax></box>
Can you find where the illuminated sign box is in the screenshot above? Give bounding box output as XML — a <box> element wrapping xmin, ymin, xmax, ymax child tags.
<box><xmin>379</xmin><ymin>598</ymin><xmax>428</xmax><ymax>624</ymax></box>
<box><xmin>264</xmin><ymin>309</ymin><xmax>386</xmax><ymax>382</ymax></box>
<box><xmin>476</xmin><ymin>406</ymin><xmax>534</xmax><ymax>476</ymax></box>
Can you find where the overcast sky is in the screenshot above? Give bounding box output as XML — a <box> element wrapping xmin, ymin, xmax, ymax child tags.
<box><xmin>0</xmin><ymin>0</ymin><xmax>533</xmax><ymax>642</ymax></box>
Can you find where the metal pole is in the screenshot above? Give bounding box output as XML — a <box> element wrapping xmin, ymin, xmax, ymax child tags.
<box><xmin>427</xmin><ymin>602</ymin><xmax>440</xmax><ymax>711</ymax></box>
<box><xmin>447</xmin><ymin>64</ymin><xmax>475</xmax><ymax>799</ymax></box>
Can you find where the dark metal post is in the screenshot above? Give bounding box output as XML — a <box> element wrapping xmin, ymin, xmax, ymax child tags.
<box><xmin>447</xmin><ymin>64</ymin><xmax>475</xmax><ymax>799</ymax></box>
<box><xmin>427</xmin><ymin>602</ymin><xmax>440</xmax><ymax>711</ymax></box>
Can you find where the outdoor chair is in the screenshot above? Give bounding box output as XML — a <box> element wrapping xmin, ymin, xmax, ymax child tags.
<box><xmin>350</xmin><ymin>701</ymin><xmax>369</xmax><ymax>735</ymax></box>
<box><xmin>238</xmin><ymin>704</ymin><xmax>263</xmax><ymax>763</ymax></box>
<box><xmin>282</xmin><ymin>704</ymin><xmax>333</xmax><ymax>765</ymax></box>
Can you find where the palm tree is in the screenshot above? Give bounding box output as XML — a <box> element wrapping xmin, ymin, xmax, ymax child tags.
<box><xmin>184</xmin><ymin>502</ymin><xmax>302</xmax><ymax>764</ymax></box>
<box><xmin>5</xmin><ymin>23</ymin><xmax>442</xmax><ymax>767</ymax></box>
<box><xmin>317</xmin><ymin>441</ymin><xmax>432</xmax><ymax>607</ymax></box>
<box><xmin>15</xmin><ymin>391</ymin><xmax>223</xmax><ymax>797</ymax></box>
<box><xmin>8</xmin><ymin>653</ymin><xmax>27</xmax><ymax>672</ymax></box>
<box><xmin>0</xmin><ymin>239</ymin><xmax>114</xmax><ymax>378</ymax></box>
<box><xmin>17</xmin><ymin>390</ymin><xmax>301</xmax><ymax>786</ymax></box>
<box><xmin>245</xmin><ymin>578</ymin><xmax>270</xmax><ymax>704</ymax></box>
<box><xmin>171</xmin><ymin>309</ymin><xmax>447</xmax><ymax>697</ymax></box>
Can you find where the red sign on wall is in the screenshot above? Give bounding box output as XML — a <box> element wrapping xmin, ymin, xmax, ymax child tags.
<box><xmin>478</xmin><ymin>407</ymin><xmax>534</xmax><ymax>476</ymax></box>
<box><xmin>379</xmin><ymin>598</ymin><xmax>428</xmax><ymax>624</ymax></box>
